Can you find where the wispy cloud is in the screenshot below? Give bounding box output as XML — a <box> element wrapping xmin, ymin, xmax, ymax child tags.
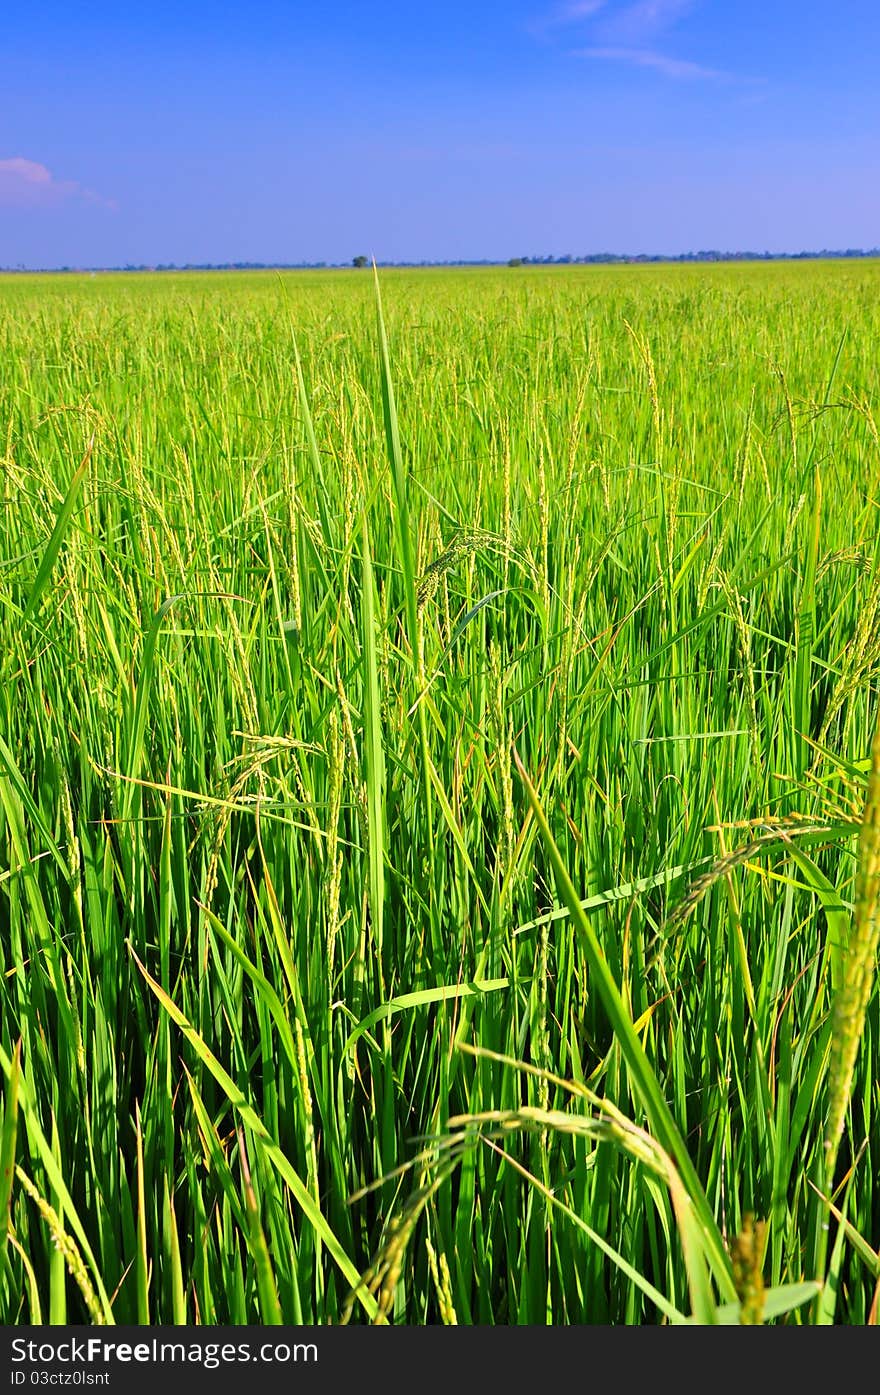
<box><xmin>555</xmin><ymin>1</ymin><xmax>608</xmax><ymax>18</ymax></box>
<box><xmin>529</xmin><ymin>0</ymin><xmax>607</xmax><ymax>38</ymax></box>
<box><xmin>597</xmin><ymin>1</ymin><xmax>695</xmax><ymax>44</ymax></box>
<box><xmin>535</xmin><ymin>0</ymin><xmax>754</xmax><ymax>83</ymax></box>
<box><xmin>576</xmin><ymin>45</ymin><xmax>729</xmax><ymax>80</ymax></box>
<box><xmin>537</xmin><ymin>0</ymin><xmax>691</xmax><ymax>35</ymax></box>
<box><xmin>0</xmin><ymin>158</ymin><xmax>115</xmax><ymax>210</ymax></box>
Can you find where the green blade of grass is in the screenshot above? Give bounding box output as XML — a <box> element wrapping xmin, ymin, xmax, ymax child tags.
<box><xmin>484</xmin><ymin>1138</ymin><xmax>689</xmax><ymax>1325</ymax></box>
<box><xmin>344</xmin><ymin>978</ymin><xmax>511</xmax><ymax>1058</ymax></box>
<box><xmin>128</xmin><ymin>944</ymin><xmax>378</xmax><ymax>1319</ymax></box>
<box><xmin>162</xmin><ymin>1178</ymin><xmax>186</xmax><ymax>1324</ymax></box>
<box><xmin>361</xmin><ymin>518</ymin><xmax>386</xmax><ymax>962</ymax></box>
<box><xmin>513</xmin><ymin>748</ymin><xmax>736</xmax><ymax>1301</ymax></box>
<box><xmin>122</xmin><ymin>596</ymin><xmax>182</xmax><ymax>824</ymax></box>
<box><xmin>373</xmin><ymin>264</ymin><xmax>434</xmax><ymax>852</ymax></box>
<box><xmin>692</xmin><ymin>1281</ymin><xmax>822</xmax><ymax>1325</ymax></box>
<box><xmin>134</xmin><ymin>1106</ymin><xmax>150</xmax><ymax>1325</ymax></box>
<box><xmin>238</xmin><ymin>1130</ymin><xmax>284</xmax><ymax>1325</ymax></box>
<box><xmin>0</xmin><ymin>1044</ymin><xmax>114</xmax><ymax>1323</ymax></box>
<box><xmin>23</xmin><ymin>435</ymin><xmax>94</xmax><ymax>621</ymax></box>
<box><xmin>0</xmin><ymin>1041</ymin><xmax>21</xmax><ymax>1279</ymax></box>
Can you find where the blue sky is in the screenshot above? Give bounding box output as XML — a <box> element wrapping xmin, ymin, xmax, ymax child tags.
<box><xmin>1</xmin><ymin>1</ymin><xmax>878</xmax><ymax>267</ymax></box>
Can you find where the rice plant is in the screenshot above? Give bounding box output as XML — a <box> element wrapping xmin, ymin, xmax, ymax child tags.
<box><xmin>1</xmin><ymin>260</ymin><xmax>879</xmax><ymax>1325</ymax></box>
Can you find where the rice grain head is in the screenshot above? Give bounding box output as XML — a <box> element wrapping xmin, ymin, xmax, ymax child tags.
<box><xmin>826</xmin><ymin>707</ymin><xmax>880</xmax><ymax>1177</ymax></box>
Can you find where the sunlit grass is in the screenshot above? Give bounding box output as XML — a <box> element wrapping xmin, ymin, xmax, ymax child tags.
<box><xmin>1</xmin><ymin>260</ymin><xmax>879</xmax><ymax>1324</ymax></box>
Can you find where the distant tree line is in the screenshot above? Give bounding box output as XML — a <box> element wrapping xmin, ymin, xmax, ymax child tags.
<box><xmin>507</xmin><ymin>249</ymin><xmax>880</xmax><ymax>266</ymax></box>
<box><xmin>4</xmin><ymin>248</ymin><xmax>880</xmax><ymax>273</ymax></box>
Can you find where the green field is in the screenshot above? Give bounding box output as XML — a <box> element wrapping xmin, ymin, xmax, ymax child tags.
<box><xmin>1</xmin><ymin>262</ymin><xmax>879</xmax><ymax>1325</ymax></box>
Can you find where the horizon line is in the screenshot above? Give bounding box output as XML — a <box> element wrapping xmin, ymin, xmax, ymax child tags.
<box><xmin>4</xmin><ymin>246</ymin><xmax>880</xmax><ymax>274</ymax></box>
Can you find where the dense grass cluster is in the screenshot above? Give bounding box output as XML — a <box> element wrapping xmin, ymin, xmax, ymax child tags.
<box><xmin>1</xmin><ymin>262</ymin><xmax>879</xmax><ymax>1324</ymax></box>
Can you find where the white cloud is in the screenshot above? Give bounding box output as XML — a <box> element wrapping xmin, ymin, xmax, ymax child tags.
<box><xmin>0</xmin><ymin>158</ymin><xmax>115</xmax><ymax>210</ymax></box>
<box><xmin>602</xmin><ymin>1</ymin><xmax>695</xmax><ymax>42</ymax></box>
<box><xmin>556</xmin><ymin>1</ymin><xmax>608</xmax><ymax>17</ymax></box>
<box><xmin>538</xmin><ymin>0</ymin><xmax>690</xmax><ymax>34</ymax></box>
<box><xmin>576</xmin><ymin>44</ymin><xmax>729</xmax><ymax>79</ymax></box>
<box><xmin>529</xmin><ymin>0</ymin><xmax>606</xmax><ymax>40</ymax></box>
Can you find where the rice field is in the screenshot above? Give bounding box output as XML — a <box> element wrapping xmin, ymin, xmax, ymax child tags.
<box><xmin>1</xmin><ymin>260</ymin><xmax>879</xmax><ymax>1325</ymax></box>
